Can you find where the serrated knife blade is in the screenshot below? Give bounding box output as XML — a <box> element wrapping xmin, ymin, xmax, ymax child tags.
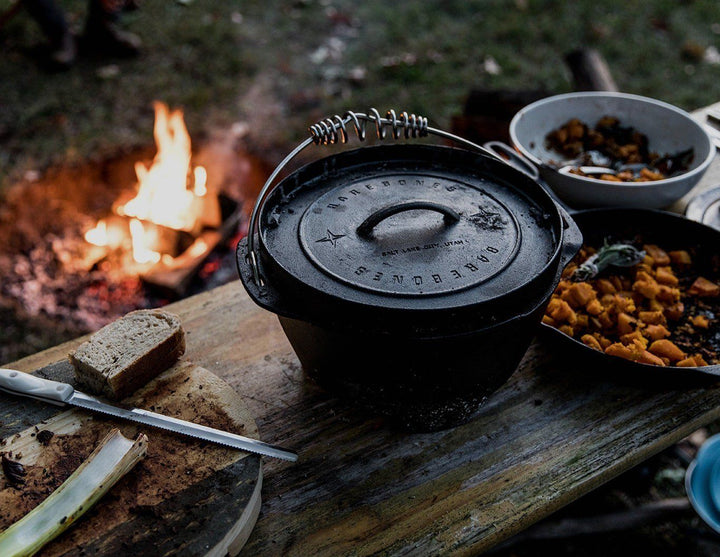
<box><xmin>0</xmin><ymin>368</ymin><xmax>297</xmax><ymax>462</ymax></box>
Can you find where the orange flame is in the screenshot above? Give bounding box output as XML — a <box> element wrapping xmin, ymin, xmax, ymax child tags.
<box><xmin>129</xmin><ymin>219</ymin><xmax>161</xmax><ymax>264</ymax></box>
<box><xmin>119</xmin><ymin>102</ymin><xmax>207</xmax><ymax>236</ymax></box>
<box><xmin>85</xmin><ymin>101</ymin><xmax>211</xmax><ymax>266</ymax></box>
<box><xmin>85</xmin><ymin>219</ymin><xmax>108</xmax><ymax>246</ymax></box>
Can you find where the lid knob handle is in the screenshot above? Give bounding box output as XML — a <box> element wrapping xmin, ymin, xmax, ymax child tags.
<box><xmin>356</xmin><ymin>201</ymin><xmax>460</xmax><ymax>239</ymax></box>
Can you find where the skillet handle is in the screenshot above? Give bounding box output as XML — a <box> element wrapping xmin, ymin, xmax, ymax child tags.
<box><xmin>557</xmin><ymin>204</ymin><xmax>583</xmax><ymax>269</ymax></box>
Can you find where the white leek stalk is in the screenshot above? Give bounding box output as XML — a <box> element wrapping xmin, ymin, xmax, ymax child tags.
<box><xmin>0</xmin><ymin>428</ymin><xmax>148</xmax><ymax>557</ymax></box>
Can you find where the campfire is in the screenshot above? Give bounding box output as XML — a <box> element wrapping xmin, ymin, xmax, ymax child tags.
<box><xmin>83</xmin><ymin>102</ymin><xmax>242</xmax><ymax>296</ymax></box>
<box><xmin>0</xmin><ymin>101</ymin><xmax>266</xmax><ymax>349</ymax></box>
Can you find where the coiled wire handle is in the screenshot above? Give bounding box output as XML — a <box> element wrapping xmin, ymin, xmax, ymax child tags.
<box><xmin>246</xmin><ymin>108</ymin><xmax>506</xmax><ymax>286</ymax></box>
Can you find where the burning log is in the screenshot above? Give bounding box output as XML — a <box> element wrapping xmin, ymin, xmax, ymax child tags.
<box><xmin>0</xmin><ymin>99</ymin><xmax>262</xmax><ymax>352</ymax></box>
<box><xmin>81</xmin><ymin>101</ymin><xmax>241</xmax><ymax>297</ymax></box>
<box><xmin>140</xmin><ymin>194</ymin><xmax>242</xmax><ymax>298</ymax></box>
<box><xmin>87</xmin><ymin>215</ymin><xmax>194</xmax><ymax>259</ymax></box>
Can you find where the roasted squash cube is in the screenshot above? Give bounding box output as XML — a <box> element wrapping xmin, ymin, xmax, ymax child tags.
<box><xmin>649</xmin><ymin>339</ymin><xmax>686</xmax><ymax>362</ymax></box>
<box><xmin>643</xmin><ymin>244</ymin><xmax>670</xmax><ymax>266</ymax></box>
<box><xmin>689</xmin><ymin>277</ymin><xmax>720</xmax><ymax>297</ymax></box>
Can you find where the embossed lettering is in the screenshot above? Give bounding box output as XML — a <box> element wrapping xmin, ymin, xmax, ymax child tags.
<box><xmin>373</xmin><ymin>272</ymin><xmax>383</xmax><ymax>281</ymax></box>
<box><xmin>350</xmin><ymin>189</ymin><xmax>360</xmax><ymax>196</ymax></box>
<box><xmin>365</xmin><ymin>183</ymin><xmax>374</xmax><ymax>190</ymax></box>
<box><xmin>415</xmin><ymin>179</ymin><xmax>424</xmax><ymax>186</ymax></box>
<box><xmin>432</xmin><ymin>274</ymin><xmax>442</xmax><ymax>283</ymax></box>
<box><xmin>451</xmin><ymin>269</ymin><xmax>462</xmax><ymax>279</ymax></box>
<box><xmin>382</xmin><ymin>181</ymin><xmax>391</xmax><ymax>187</ymax></box>
<box><xmin>393</xmin><ymin>275</ymin><xmax>404</xmax><ymax>284</ymax></box>
<box><xmin>413</xmin><ymin>276</ymin><xmax>423</xmax><ymax>285</ymax></box>
<box><xmin>355</xmin><ymin>266</ymin><xmax>368</xmax><ymax>275</ymax></box>
<box><xmin>487</xmin><ymin>246</ymin><xmax>499</xmax><ymax>253</ymax></box>
<box><xmin>477</xmin><ymin>254</ymin><xmax>489</xmax><ymax>263</ymax></box>
<box><xmin>398</xmin><ymin>179</ymin><xmax>406</xmax><ymax>185</ymax></box>
<box><xmin>464</xmin><ymin>263</ymin><xmax>479</xmax><ymax>272</ymax></box>
<box><xmin>338</xmin><ymin>196</ymin><xmax>348</xmax><ymax>202</ymax></box>
<box><xmin>327</xmin><ymin>203</ymin><xmax>339</xmax><ymax>209</ymax></box>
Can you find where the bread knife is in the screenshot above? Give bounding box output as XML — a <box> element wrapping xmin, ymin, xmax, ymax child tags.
<box><xmin>0</xmin><ymin>368</ymin><xmax>297</xmax><ymax>462</ymax></box>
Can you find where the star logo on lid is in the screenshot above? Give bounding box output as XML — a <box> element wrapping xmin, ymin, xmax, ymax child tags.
<box><xmin>316</xmin><ymin>229</ymin><xmax>346</xmax><ymax>247</ymax></box>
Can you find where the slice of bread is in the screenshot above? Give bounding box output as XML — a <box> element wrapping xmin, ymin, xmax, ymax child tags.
<box><xmin>69</xmin><ymin>309</ymin><xmax>186</xmax><ymax>400</ymax></box>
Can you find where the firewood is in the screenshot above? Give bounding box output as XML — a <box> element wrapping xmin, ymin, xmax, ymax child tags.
<box><xmin>565</xmin><ymin>48</ymin><xmax>619</xmax><ymax>92</ymax></box>
<box><xmin>140</xmin><ymin>195</ymin><xmax>243</xmax><ymax>298</ymax></box>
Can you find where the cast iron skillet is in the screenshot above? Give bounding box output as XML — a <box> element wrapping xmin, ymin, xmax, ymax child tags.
<box><xmin>539</xmin><ymin>207</ymin><xmax>720</xmax><ymax>380</ymax></box>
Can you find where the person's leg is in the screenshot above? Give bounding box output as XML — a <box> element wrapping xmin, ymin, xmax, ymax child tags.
<box><xmin>83</xmin><ymin>0</ymin><xmax>141</xmax><ymax>56</ymax></box>
<box><xmin>22</xmin><ymin>0</ymin><xmax>76</xmax><ymax>67</ymax></box>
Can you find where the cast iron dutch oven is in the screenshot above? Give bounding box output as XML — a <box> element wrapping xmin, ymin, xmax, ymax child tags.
<box><xmin>236</xmin><ymin>109</ymin><xmax>583</xmax><ymax>431</ymax></box>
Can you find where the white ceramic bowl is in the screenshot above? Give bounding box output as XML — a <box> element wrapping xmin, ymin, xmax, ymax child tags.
<box><xmin>508</xmin><ymin>92</ymin><xmax>715</xmax><ymax>209</ymax></box>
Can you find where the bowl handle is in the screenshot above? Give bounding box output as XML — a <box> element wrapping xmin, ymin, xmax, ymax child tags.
<box><xmin>483</xmin><ymin>140</ymin><xmax>540</xmax><ymax>180</ymax></box>
<box><xmin>243</xmin><ymin>109</ymin><xmax>523</xmax><ymax>287</ymax></box>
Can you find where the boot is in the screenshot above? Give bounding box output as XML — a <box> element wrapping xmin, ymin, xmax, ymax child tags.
<box><xmin>82</xmin><ymin>0</ymin><xmax>141</xmax><ymax>57</ymax></box>
<box><xmin>22</xmin><ymin>0</ymin><xmax>77</xmax><ymax>68</ymax></box>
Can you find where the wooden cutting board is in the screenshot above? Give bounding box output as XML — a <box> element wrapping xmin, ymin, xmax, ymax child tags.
<box><xmin>0</xmin><ymin>359</ymin><xmax>262</xmax><ymax>556</ymax></box>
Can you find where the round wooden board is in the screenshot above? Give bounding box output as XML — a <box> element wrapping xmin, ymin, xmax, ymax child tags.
<box><xmin>0</xmin><ymin>360</ymin><xmax>262</xmax><ymax>556</ymax></box>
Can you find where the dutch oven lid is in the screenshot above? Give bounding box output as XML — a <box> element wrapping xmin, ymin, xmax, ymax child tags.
<box><xmin>297</xmin><ymin>173</ymin><xmax>521</xmax><ymax>296</ymax></box>
<box><xmin>238</xmin><ymin>109</ymin><xmax>577</xmax><ymax>331</ymax></box>
<box><xmin>251</xmin><ymin>146</ymin><xmax>564</xmax><ymax>314</ymax></box>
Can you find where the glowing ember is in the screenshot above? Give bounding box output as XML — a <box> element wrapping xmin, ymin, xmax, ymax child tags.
<box><xmin>193</xmin><ymin>166</ymin><xmax>207</xmax><ymax>196</ymax></box>
<box><xmin>187</xmin><ymin>239</ymin><xmax>209</xmax><ymax>258</ymax></box>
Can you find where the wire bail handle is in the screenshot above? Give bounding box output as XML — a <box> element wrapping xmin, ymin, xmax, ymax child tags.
<box><xmin>245</xmin><ymin>108</ymin><xmax>509</xmax><ymax>286</ymax></box>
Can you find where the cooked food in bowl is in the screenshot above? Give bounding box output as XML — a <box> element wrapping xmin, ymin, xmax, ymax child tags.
<box><xmin>543</xmin><ymin>239</ymin><xmax>720</xmax><ymax>367</ymax></box>
<box><xmin>545</xmin><ymin>116</ymin><xmax>694</xmax><ymax>182</ymax></box>
<box><xmin>508</xmin><ymin>92</ymin><xmax>715</xmax><ymax>208</ymax></box>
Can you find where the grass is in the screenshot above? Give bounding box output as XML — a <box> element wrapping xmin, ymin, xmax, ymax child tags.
<box><xmin>2</xmin><ymin>1</ymin><xmax>720</xmax><ymax>191</ymax></box>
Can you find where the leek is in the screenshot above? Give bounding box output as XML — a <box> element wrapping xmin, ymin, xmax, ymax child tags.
<box><xmin>0</xmin><ymin>428</ymin><xmax>147</xmax><ymax>557</ymax></box>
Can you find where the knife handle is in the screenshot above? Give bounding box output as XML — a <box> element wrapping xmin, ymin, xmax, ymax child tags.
<box><xmin>0</xmin><ymin>368</ymin><xmax>74</xmax><ymax>406</ymax></box>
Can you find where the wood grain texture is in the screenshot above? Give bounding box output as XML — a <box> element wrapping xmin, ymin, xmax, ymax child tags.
<box><xmin>0</xmin><ymin>361</ymin><xmax>261</xmax><ymax>557</ymax></box>
<box><xmin>3</xmin><ymin>107</ymin><xmax>720</xmax><ymax>556</ymax></box>
<box><xmin>10</xmin><ymin>281</ymin><xmax>720</xmax><ymax>555</ymax></box>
